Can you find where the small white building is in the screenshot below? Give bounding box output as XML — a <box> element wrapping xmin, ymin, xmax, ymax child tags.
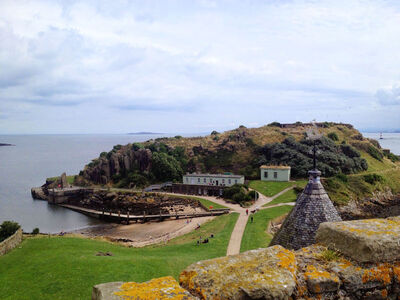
<box><xmin>260</xmin><ymin>165</ymin><xmax>291</xmax><ymax>182</ymax></box>
<box><xmin>183</xmin><ymin>173</ymin><xmax>244</xmax><ymax>187</ymax></box>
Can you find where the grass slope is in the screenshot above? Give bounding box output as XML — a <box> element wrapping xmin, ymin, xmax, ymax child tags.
<box><xmin>249</xmin><ymin>181</ymin><xmax>295</xmax><ymax>197</ymax></box>
<box><xmin>0</xmin><ymin>213</ymin><xmax>238</xmax><ymax>300</ymax></box>
<box><xmin>240</xmin><ymin>206</ymin><xmax>293</xmax><ymax>253</ymax></box>
<box><xmin>263</xmin><ymin>189</ymin><xmax>298</xmax><ymax>207</ymax></box>
<box><xmin>249</xmin><ymin>180</ymin><xmax>307</xmax><ymax>198</ymax></box>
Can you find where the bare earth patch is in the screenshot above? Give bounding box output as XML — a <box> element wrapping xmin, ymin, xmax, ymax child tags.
<box><xmin>71</xmin><ymin>216</ymin><xmax>215</xmax><ymax>247</ymax></box>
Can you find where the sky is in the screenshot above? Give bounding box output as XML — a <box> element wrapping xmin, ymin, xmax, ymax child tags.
<box><xmin>0</xmin><ymin>0</ymin><xmax>400</xmax><ymax>134</ymax></box>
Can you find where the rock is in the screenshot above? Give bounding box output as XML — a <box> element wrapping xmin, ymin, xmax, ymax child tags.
<box><xmin>179</xmin><ymin>245</ymin><xmax>297</xmax><ymax>300</ymax></box>
<box><xmin>92</xmin><ymin>276</ymin><xmax>196</xmax><ymax>300</ymax></box>
<box><xmin>316</xmin><ymin>218</ymin><xmax>400</xmax><ymax>263</ymax></box>
<box><xmin>60</xmin><ymin>172</ymin><xmax>69</xmax><ymax>188</ymax></box>
<box><xmin>304</xmin><ymin>265</ymin><xmax>340</xmax><ymax>294</ymax></box>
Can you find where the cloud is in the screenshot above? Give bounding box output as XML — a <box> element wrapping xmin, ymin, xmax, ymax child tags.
<box><xmin>1</xmin><ymin>0</ymin><xmax>400</xmax><ymax>133</ymax></box>
<box><xmin>375</xmin><ymin>84</ymin><xmax>400</xmax><ymax>106</ymax></box>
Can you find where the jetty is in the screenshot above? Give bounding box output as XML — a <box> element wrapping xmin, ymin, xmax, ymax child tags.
<box><xmin>60</xmin><ymin>204</ymin><xmax>229</xmax><ymax>223</ymax></box>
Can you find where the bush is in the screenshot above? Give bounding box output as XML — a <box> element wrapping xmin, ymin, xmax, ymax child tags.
<box><xmin>327</xmin><ymin>132</ymin><xmax>339</xmax><ymax>141</ymax></box>
<box><xmin>211</xmin><ymin>130</ymin><xmax>219</xmax><ymax>135</ymax></box>
<box><xmin>363</xmin><ymin>173</ymin><xmax>383</xmax><ymax>185</ymax></box>
<box><xmin>0</xmin><ymin>221</ymin><xmax>20</xmax><ymax>242</ymax></box>
<box><xmin>248</xmin><ymin>190</ymin><xmax>259</xmax><ymax>200</ymax></box>
<box><xmin>100</xmin><ymin>152</ymin><xmax>107</xmax><ymax>158</ymax></box>
<box><xmin>268</xmin><ymin>122</ymin><xmax>281</xmax><ymax>127</ymax></box>
<box><xmin>367</xmin><ymin>146</ymin><xmax>383</xmax><ymax>161</ymax></box>
<box><xmin>174</xmin><ymin>135</ymin><xmax>182</xmax><ymax>139</ymax></box>
<box><xmin>32</xmin><ymin>228</ymin><xmax>40</xmax><ymax>235</ymax></box>
<box><xmin>385</xmin><ymin>152</ymin><xmax>399</xmax><ymax>163</ymax></box>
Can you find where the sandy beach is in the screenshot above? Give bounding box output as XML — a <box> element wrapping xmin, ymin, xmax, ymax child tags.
<box><xmin>71</xmin><ymin>216</ymin><xmax>215</xmax><ymax>247</ymax></box>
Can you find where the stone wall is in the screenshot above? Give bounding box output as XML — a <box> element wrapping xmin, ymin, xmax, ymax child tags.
<box><xmin>0</xmin><ymin>228</ymin><xmax>22</xmax><ymax>256</ymax></box>
<box><xmin>92</xmin><ymin>216</ymin><xmax>400</xmax><ymax>300</ymax></box>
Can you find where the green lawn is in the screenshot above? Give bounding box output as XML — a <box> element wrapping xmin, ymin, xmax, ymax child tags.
<box><xmin>263</xmin><ymin>189</ymin><xmax>298</xmax><ymax>207</ymax></box>
<box><xmin>0</xmin><ymin>213</ymin><xmax>238</xmax><ymax>300</ymax></box>
<box><xmin>187</xmin><ymin>196</ymin><xmax>228</xmax><ymax>210</ymax></box>
<box><xmin>249</xmin><ymin>180</ymin><xmax>307</xmax><ymax>197</ymax></box>
<box><xmin>240</xmin><ymin>206</ymin><xmax>293</xmax><ymax>253</ymax></box>
<box><xmin>46</xmin><ymin>175</ymin><xmax>76</xmax><ymax>185</ymax></box>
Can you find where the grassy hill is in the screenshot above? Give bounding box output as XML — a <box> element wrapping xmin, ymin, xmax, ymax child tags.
<box><xmin>76</xmin><ymin>122</ymin><xmax>399</xmax><ymax>206</ymax></box>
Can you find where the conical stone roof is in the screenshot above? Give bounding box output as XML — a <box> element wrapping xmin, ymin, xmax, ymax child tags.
<box><xmin>270</xmin><ymin>170</ymin><xmax>342</xmax><ymax>250</ymax></box>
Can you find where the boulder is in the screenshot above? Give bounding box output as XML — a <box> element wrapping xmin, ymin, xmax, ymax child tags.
<box><xmin>316</xmin><ymin>218</ymin><xmax>400</xmax><ymax>263</ymax></box>
<box><xmin>179</xmin><ymin>245</ymin><xmax>297</xmax><ymax>300</ymax></box>
<box><xmin>92</xmin><ymin>277</ymin><xmax>196</xmax><ymax>300</ymax></box>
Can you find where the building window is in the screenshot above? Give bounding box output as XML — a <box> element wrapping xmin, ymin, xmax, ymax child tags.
<box><xmin>222</xmin><ymin>179</ymin><xmax>225</xmax><ymax>183</ymax></box>
<box><xmin>204</xmin><ymin>178</ymin><xmax>206</xmax><ymax>183</ymax></box>
<box><xmin>274</xmin><ymin>172</ymin><xmax>278</xmax><ymax>179</ymax></box>
<box><xmin>198</xmin><ymin>178</ymin><xmax>200</xmax><ymax>183</ymax></box>
<box><xmin>210</xmin><ymin>178</ymin><xmax>212</xmax><ymax>183</ymax></box>
<box><xmin>235</xmin><ymin>179</ymin><xmax>237</xmax><ymax>184</ymax></box>
<box><xmin>186</xmin><ymin>178</ymin><xmax>188</xmax><ymax>183</ymax></box>
<box><xmin>264</xmin><ymin>171</ymin><xmax>268</xmax><ymax>178</ymax></box>
<box><xmin>228</xmin><ymin>179</ymin><xmax>231</xmax><ymax>184</ymax></box>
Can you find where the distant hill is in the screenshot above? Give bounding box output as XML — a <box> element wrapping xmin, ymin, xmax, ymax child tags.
<box><xmin>127</xmin><ymin>132</ymin><xmax>163</xmax><ymax>135</ymax></box>
<box><xmin>0</xmin><ymin>143</ymin><xmax>14</xmax><ymax>146</ymax></box>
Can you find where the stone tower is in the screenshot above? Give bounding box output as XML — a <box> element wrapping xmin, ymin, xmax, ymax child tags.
<box><xmin>270</xmin><ymin>169</ymin><xmax>342</xmax><ymax>250</ymax></box>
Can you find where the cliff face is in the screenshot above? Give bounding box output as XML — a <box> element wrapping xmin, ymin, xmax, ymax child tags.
<box><xmin>93</xmin><ymin>217</ymin><xmax>400</xmax><ymax>300</ymax></box>
<box><xmin>81</xmin><ymin>148</ymin><xmax>152</xmax><ymax>185</ymax></box>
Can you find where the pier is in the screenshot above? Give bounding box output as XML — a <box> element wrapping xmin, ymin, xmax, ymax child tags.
<box><xmin>60</xmin><ymin>204</ymin><xmax>230</xmax><ymax>223</ymax></box>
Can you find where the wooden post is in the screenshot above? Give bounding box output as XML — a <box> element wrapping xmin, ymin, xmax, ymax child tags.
<box><xmin>127</xmin><ymin>211</ymin><xmax>130</xmax><ymax>225</ymax></box>
<box><xmin>143</xmin><ymin>211</ymin><xmax>146</xmax><ymax>223</ymax></box>
<box><xmin>118</xmin><ymin>210</ymin><xmax>121</xmax><ymax>223</ymax></box>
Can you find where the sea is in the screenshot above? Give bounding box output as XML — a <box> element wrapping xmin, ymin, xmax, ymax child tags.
<box><xmin>0</xmin><ymin>132</ymin><xmax>399</xmax><ymax>233</ymax></box>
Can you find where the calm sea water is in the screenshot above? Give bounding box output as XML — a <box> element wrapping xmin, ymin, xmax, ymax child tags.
<box><xmin>1</xmin><ymin>132</ymin><xmax>399</xmax><ymax>233</ymax></box>
<box><xmin>0</xmin><ymin>134</ymin><xmax>175</xmax><ymax>233</ymax></box>
<box><xmin>362</xmin><ymin>132</ymin><xmax>400</xmax><ymax>155</ymax></box>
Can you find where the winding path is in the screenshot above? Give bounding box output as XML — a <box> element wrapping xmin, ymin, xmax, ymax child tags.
<box><xmin>158</xmin><ymin>185</ymin><xmax>296</xmax><ymax>256</ymax></box>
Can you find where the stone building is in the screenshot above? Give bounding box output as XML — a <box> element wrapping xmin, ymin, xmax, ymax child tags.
<box><xmin>260</xmin><ymin>165</ymin><xmax>291</xmax><ymax>182</ymax></box>
<box><xmin>270</xmin><ymin>169</ymin><xmax>342</xmax><ymax>250</ymax></box>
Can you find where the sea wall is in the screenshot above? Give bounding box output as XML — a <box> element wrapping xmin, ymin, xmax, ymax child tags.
<box><xmin>0</xmin><ymin>228</ymin><xmax>22</xmax><ymax>256</ymax></box>
<box><xmin>92</xmin><ymin>216</ymin><xmax>400</xmax><ymax>300</ymax></box>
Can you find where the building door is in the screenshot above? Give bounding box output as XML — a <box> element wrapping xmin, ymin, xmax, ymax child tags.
<box><xmin>215</xmin><ymin>180</ymin><xmax>219</xmax><ymax>186</ymax></box>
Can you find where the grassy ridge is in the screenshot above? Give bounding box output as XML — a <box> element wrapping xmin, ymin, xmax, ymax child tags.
<box><xmin>240</xmin><ymin>206</ymin><xmax>293</xmax><ymax>253</ymax></box>
<box><xmin>0</xmin><ymin>213</ymin><xmax>238</xmax><ymax>300</ymax></box>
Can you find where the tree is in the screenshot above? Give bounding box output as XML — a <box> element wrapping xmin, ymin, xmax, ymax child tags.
<box><xmin>0</xmin><ymin>221</ymin><xmax>20</xmax><ymax>242</ymax></box>
<box><xmin>151</xmin><ymin>152</ymin><xmax>183</xmax><ymax>182</ymax></box>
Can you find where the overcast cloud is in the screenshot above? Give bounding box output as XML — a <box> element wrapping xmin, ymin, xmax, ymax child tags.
<box><xmin>0</xmin><ymin>0</ymin><xmax>399</xmax><ymax>134</ymax></box>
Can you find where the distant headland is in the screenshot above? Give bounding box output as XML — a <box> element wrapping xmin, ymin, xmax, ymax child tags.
<box><xmin>127</xmin><ymin>132</ymin><xmax>164</xmax><ymax>135</ymax></box>
<box><xmin>0</xmin><ymin>143</ymin><xmax>14</xmax><ymax>146</ymax></box>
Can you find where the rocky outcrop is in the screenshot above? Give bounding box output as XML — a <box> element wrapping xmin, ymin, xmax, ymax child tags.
<box><xmin>93</xmin><ymin>277</ymin><xmax>196</xmax><ymax>300</ymax></box>
<box><xmin>92</xmin><ymin>216</ymin><xmax>400</xmax><ymax>300</ymax></box>
<box><xmin>180</xmin><ymin>245</ymin><xmax>296</xmax><ymax>300</ymax></box>
<box><xmin>338</xmin><ymin>191</ymin><xmax>400</xmax><ymax>220</ymax></box>
<box><xmin>82</xmin><ymin>147</ymin><xmax>152</xmax><ymax>185</ymax></box>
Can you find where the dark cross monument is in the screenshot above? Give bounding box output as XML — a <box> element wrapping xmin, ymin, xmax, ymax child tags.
<box><xmin>270</xmin><ymin>121</ymin><xmax>342</xmax><ymax>250</ymax></box>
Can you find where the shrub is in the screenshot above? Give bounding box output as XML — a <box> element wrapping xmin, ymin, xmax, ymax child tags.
<box><xmin>0</xmin><ymin>221</ymin><xmax>20</xmax><ymax>242</ymax></box>
<box><xmin>318</xmin><ymin>249</ymin><xmax>341</xmax><ymax>262</ymax></box>
<box><xmin>131</xmin><ymin>143</ymin><xmax>144</xmax><ymax>151</ymax></box>
<box><xmin>211</xmin><ymin>130</ymin><xmax>219</xmax><ymax>135</ymax></box>
<box><xmin>385</xmin><ymin>152</ymin><xmax>399</xmax><ymax>163</ymax></box>
<box><xmin>367</xmin><ymin>146</ymin><xmax>383</xmax><ymax>161</ymax></box>
<box><xmin>100</xmin><ymin>152</ymin><xmax>107</xmax><ymax>158</ymax></box>
<box><xmin>248</xmin><ymin>190</ymin><xmax>259</xmax><ymax>200</ymax></box>
<box><xmin>267</xmin><ymin>122</ymin><xmax>281</xmax><ymax>127</ymax></box>
<box><xmin>327</xmin><ymin>132</ymin><xmax>339</xmax><ymax>141</ymax></box>
<box><xmin>32</xmin><ymin>228</ymin><xmax>40</xmax><ymax>235</ymax></box>
<box><xmin>363</xmin><ymin>173</ymin><xmax>383</xmax><ymax>185</ymax></box>
<box><xmin>239</xmin><ymin>125</ymin><xmax>246</xmax><ymax>129</ymax></box>
<box><xmin>174</xmin><ymin>135</ymin><xmax>182</xmax><ymax>139</ymax></box>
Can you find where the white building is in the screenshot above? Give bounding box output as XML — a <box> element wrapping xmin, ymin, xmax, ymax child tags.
<box><xmin>260</xmin><ymin>165</ymin><xmax>291</xmax><ymax>182</ymax></box>
<box><xmin>183</xmin><ymin>173</ymin><xmax>245</xmax><ymax>187</ymax></box>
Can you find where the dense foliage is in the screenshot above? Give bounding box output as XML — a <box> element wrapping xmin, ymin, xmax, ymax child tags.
<box><xmin>0</xmin><ymin>221</ymin><xmax>20</xmax><ymax>242</ymax></box>
<box><xmin>222</xmin><ymin>184</ymin><xmax>257</xmax><ymax>204</ymax></box>
<box><xmin>258</xmin><ymin>137</ymin><xmax>368</xmax><ymax>177</ymax></box>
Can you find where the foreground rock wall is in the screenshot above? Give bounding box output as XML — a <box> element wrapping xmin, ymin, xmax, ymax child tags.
<box><xmin>0</xmin><ymin>228</ymin><xmax>22</xmax><ymax>256</ymax></box>
<box><xmin>93</xmin><ymin>217</ymin><xmax>400</xmax><ymax>300</ymax></box>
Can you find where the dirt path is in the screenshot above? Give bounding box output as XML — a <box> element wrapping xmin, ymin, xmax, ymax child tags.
<box><xmin>225</xmin><ymin>185</ymin><xmax>296</xmax><ymax>256</ymax></box>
